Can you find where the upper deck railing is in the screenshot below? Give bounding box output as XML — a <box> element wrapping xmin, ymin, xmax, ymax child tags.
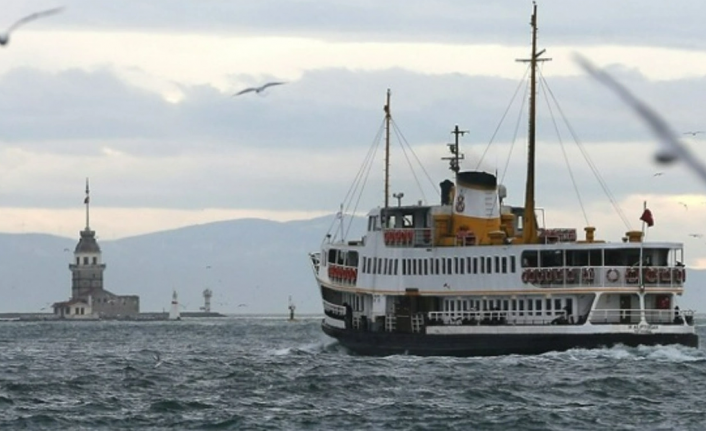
<box><xmin>520</xmin><ymin>266</ymin><xmax>685</xmax><ymax>288</ymax></box>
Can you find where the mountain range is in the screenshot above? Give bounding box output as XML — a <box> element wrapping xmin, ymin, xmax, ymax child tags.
<box><xmin>0</xmin><ymin>215</ymin><xmax>704</xmax><ymax>314</ymax></box>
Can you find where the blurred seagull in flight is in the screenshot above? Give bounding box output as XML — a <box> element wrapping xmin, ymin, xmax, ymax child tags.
<box><xmin>684</xmin><ymin>131</ymin><xmax>705</xmax><ymax>136</ymax></box>
<box><xmin>0</xmin><ymin>7</ymin><xmax>64</xmax><ymax>46</ymax></box>
<box><xmin>688</xmin><ymin>233</ymin><xmax>703</xmax><ymax>238</ymax></box>
<box><xmin>652</xmin><ymin>172</ymin><xmax>664</xmax><ymax>177</ymax></box>
<box><xmin>573</xmin><ymin>54</ymin><xmax>706</xmax><ymax>185</ymax></box>
<box><xmin>678</xmin><ymin>202</ymin><xmax>688</xmax><ymax>210</ymax></box>
<box><xmin>233</xmin><ymin>82</ymin><xmax>286</xmax><ymax>97</ymax></box>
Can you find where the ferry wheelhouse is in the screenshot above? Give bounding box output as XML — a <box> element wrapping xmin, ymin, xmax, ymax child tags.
<box><xmin>308</xmin><ymin>6</ymin><xmax>698</xmax><ymax>356</ymax></box>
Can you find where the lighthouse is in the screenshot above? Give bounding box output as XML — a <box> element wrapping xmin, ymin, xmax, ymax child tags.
<box><xmin>169</xmin><ymin>290</ymin><xmax>181</xmax><ymax>320</ymax></box>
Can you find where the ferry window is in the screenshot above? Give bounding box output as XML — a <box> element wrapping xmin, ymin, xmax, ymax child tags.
<box><xmin>402</xmin><ymin>259</ymin><xmax>407</xmax><ymax>275</ymax></box>
<box><xmin>466</xmin><ymin>257</ymin><xmax>471</xmax><ymax>273</ymax></box>
<box><xmin>394</xmin><ymin>259</ymin><xmax>398</xmax><ymax>275</ymax></box>
<box><xmin>521</xmin><ymin>250</ymin><xmax>538</xmax><ymax>268</ymax></box>
<box><xmin>546</xmin><ymin>299</ymin><xmax>552</xmax><ymax>315</ymax></box>
<box><xmin>566</xmin><ymin>250</ymin><xmax>589</xmax><ymax>267</ymax></box>
<box><xmin>495</xmin><ymin>256</ymin><xmax>500</xmax><ymax>273</ymax></box>
<box><xmin>368</xmin><ymin>216</ymin><xmax>375</xmax><ymax>231</ymax></box>
<box><xmin>511</xmin><ymin>299</ymin><xmax>517</xmax><ymax>314</ymax></box>
<box><xmin>511</xmin><ymin>256</ymin><xmax>516</xmax><ymax>273</ymax></box>
<box><xmin>413</xmin><ymin>259</ymin><xmax>418</xmax><ymax>275</ymax></box>
<box><xmin>501</xmin><ymin>257</ymin><xmax>507</xmax><ymax>274</ymax></box>
<box><xmin>454</xmin><ymin>258</ymin><xmax>459</xmax><ymax>274</ymax></box>
<box><xmin>447</xmin><ymin>258</ymin><xmax>453</xmax><ymax>274</ymax></box>
<box><xmin>363</xmin><ymin>258</ymin><xmax>367</xmax><ymax>273</ymax></box>
<box><xmin>503</xmin><ymin>300</ymin><xmax>509</xmax><ymax>311</ymax></box>
<box><xmin>518</xmin><ymin>300</ymin><xmax>524</xmax><ymax>316</ymax></box>
<box><xmin>565</xmin><ymin>298</ymin><xmax>573</xmax><ymax>316</ymax></box>
<box><xmin>540</xmin><ymin>250</ymin><xmax>563</xmax><ymax>267</ymax></box>
<box><xmin>347</xmin><ymin>251</ymin><xmax>359</xmax><ymax>268</ymax></box>
<box><xmin>435</xmin><ymin>259</ymin><xmax>440</xmax><ymax>275</ymax></box>
<box><xmin>535</xmin><ymin>299</ymin><xmax>542</xmax><ymax>314</ymax></box>
<box><xmin>480</xmin><ymin>257</ymin><xmax>485</xmax><ymax>273</ymax></box>
<box><xmin>482</xmin><ymin>300</ymin><xmax>487</xmax><ymax>311</ymax></box>
<box><xmin>589</xmin><ymin>250</ymin><xmax>602</xmax><ymax>266</ymax></box>
<box><xmin>424</xmin><ymin>259</ymin><xmax>428</xmax><ymax>275</ymax></box>
<box><xmin>473</xmin><ymin>258</ymin><xmax>478</xmax><ymax>274</ymax></box>
<box><xmin>527</xmin><ymin>299</ymin><xmax>533</xmax><ymax>316</ymax></box>
<box><xmin>403</xmin><ymin>215</ymin><xmax>413</xmax><ymax>228</ymax></box>
<box><xmin>555</xmin><ymin>298</ymin><xmax>562</xmax><ymax>312</ymax></box>
<box><xmin>486</xmin><ymin>257</ymin><xmax>492</xmax><ymax>273</ymax></box>
<box><xmin>378</xmin><ymin>258</ymin><xmax>382</xmax><ymax>274</ymax></box>
<box><xmin>459</xmin><ymin>258</ymin><xmax>465</xmax><ymax>274</ymax></box>
<box><xmin>382</xmin><ymin>258</ymin><xmax>387</xmax><ymax>275</ymax></box>
<box><xmin>605</xmin><ymin>248</ymin><xmax>640</xmax><ymax>266</ymax></box>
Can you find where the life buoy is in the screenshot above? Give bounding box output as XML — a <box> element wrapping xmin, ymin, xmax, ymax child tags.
<box><xmin>625</xmin><ymin>268</ymin><xmax>639</xmax><ymax>284</ymax></box>
<box><xmin>582</xmin><ymin>267</ymin><xmax>595</xmax><ymax>282</ymax></box>
<box><xmin>552</xmin><ymin>268</ymin><xmax>564</xmax><ymax>283</ymax></box>
<box><xmin>606</xmin><ymin>268</ymin><xmax>620</xmax><ymax>283</ymax></box>
<box><xmin>659</xmin><ymin>268</ymin><xmax>672</xmax><ymax>283</ymax></box>
<box><xmin>384</xmin><ymin>231</ymin><xmax>393</xmax><ymax>244</ymax></box>
<box><xmin>674</xmin><ymin>268</ymin><xmax>684</xmax><ymax>283</ymax></box>
<box><xmin>543</xmin><ymin>268</ymin><xmax>553</xmax><ymax>283</ymax></box>
<box><xmin>644</xmin><ymin>268</ymin><xmax>657</xmax><ymax>283</ymax></box>
<box><xmin>657</xmin><ymin>295</ymin><xmax>670</xmax><ymax>309</ymax></box>
<box><xmin>565</xmin><ymin>268</ymin><xmax>577</xmax><ymax>283</ymax></box>
<box><xmin>527</xmin><ymin>269</ymin><xmax>536</xmax><ymax>283</ymax></box>
<box><xmin>522</xmin><ymin>270</ymin><xmax>530</xmax><ymax>283</ymax></box>
<box><xmin>536</xmin><ymin>268</ymin><xmax>546</xmax><ymax>283</ymax></box>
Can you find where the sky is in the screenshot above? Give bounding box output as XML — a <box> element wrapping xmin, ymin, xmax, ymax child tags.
<box><xmin>2</xmin><ymin>1</ymin><xmax>706</xmax><ymax>265</ymax></box>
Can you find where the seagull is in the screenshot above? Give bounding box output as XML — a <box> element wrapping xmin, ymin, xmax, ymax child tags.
<box><xmin>652</xmin><ymin>172</ymin><xmax>664</xmax><ymax>177</ymax></box>
<box><xmin>573</xmin><ymin>54</ymin><xmax>706</xmax><ymax>185</ymax></box>
<box><xmin>152</xmin><ymin>353</ymin><xmax>163</xmax><ymax>368</ymax></box>
<box><xmin>688</xmin><ymin>233</ymin><xmax>703</xmax><ymax>238</ymax></box>
<box><xmin>233</xmin><ymin>82</ymin><xmax>286</xmax><ymax>97</ymax></box>
<box><xmin>684</xmin><ymin>131</ymin><xmax>705</xmax><ymax>136</ymax></box>
<box><xmin>0</xmin><ymin>7</ymin><xmax>64</xmax><ymax>46</ymax></box>
<box><xmin>678</xmin><ymin>202</ymin><xmax>688</xmax><ymax>210</ymax></box>
<box><xmin>237</xmin><ymin>303</ymin><xmax>248</xmax><ymax>308</ymax></box>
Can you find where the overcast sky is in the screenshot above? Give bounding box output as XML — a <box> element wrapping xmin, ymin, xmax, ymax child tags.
<box><xmin>2</xmin><ymin>0</ymin><xmax>706</xmax><ymax>265</ymax></box>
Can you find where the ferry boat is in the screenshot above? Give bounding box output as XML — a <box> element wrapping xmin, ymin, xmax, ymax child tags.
<box><xmin>308</xmin><ymin>5</ymin><xmax>698</xmax><ymax>356</ymax></box>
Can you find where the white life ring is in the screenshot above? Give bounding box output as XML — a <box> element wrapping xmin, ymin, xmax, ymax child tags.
<box><xmin>606</xmin><ymin>268</ymin><xmax>620</xmax><ymax>282</ymax></box>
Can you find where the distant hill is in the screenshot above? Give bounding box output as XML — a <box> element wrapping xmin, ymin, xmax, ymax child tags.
<box><xmin>1</xmin><ymin>216</ymin><xmax>705</xmax><ymax>314</ymax></box>
<box><xmin>0</xmin><ymin>215</ymin><xmax>365</xmax><ymax>314</ymax></box>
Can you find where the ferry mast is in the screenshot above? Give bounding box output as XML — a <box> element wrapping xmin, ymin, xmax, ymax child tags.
<box><xmin>384</xmin><ymin>88</ymin><xmax>391</xmax><ymax>208</ymax></box>
<box><xmin>517</xmin><ymin>3</ymin><xmax>550</xmax><ymax>244</ymax></box>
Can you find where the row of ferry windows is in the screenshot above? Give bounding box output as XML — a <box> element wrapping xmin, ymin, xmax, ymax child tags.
<box><xmin>443</xmin><ymin>297</ymin><xmax>572</xmax><ymax>316</ymax></box>
<box><xmin>362</xmin><ymin>256</ymin><xmax>517</xmax><ymax>276</ymax></box>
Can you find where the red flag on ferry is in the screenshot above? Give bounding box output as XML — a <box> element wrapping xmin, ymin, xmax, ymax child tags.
<box><xmin>640</xmin><ymin>208</ymin><xmax>654</xmax><ymax>227</ymax></box>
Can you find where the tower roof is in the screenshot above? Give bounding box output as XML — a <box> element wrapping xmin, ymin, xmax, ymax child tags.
<box><xmin>75</xmin><ymin>228</ymin><xmax>101</xmax><ymax>253</ymax></box>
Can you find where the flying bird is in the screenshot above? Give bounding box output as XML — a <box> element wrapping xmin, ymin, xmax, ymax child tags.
<box><xmin>688</xmin><ymin>233</ymin><xmax>703</xmax><ymax>238</ymax></box>
<box><xmin>684</xmin><ymin>131</ymin><xmax>705</xmax><ymax>136</ymax></box>
<box><xmin>237</xmin><ymin>303</ymin><xmax>248</xmax><ymax>308</ymax></box>
<box><xmin>0</xmin><ymin>7</ymin><xmax>64</xmax><ymax>46</ymax></box>
<box><xmin>652</xmin><ymin>172</ymin><xmax>664</xmax><ymax>177</ymax></box>
<box><xmin>233</xmin><ymin>82</ymin><xmax>286</xmax><ymax>97</ymax></box>
<box><xmin>678</xmin><ymin>202</ymin><xmax>688</xmax><ymax>210</ymax></box>
<box><xmin>573</xmin><ymin>54</ymin><xmax>706</xmax><ymax>185</ymax></box>
<box><xmin>152</xmin><ymin>353</ymin><xmax>163</xmax><ymax>368</ymax></box>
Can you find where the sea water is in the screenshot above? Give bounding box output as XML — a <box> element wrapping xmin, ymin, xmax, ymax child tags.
<box><xmin>0</xmin><ymin>316</ymin><xmax>704</xmax><ymax>430</ymax></box>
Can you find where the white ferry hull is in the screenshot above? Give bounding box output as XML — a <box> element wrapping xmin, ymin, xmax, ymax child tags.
<box><xmin>322</xmin><ymin>321</ymin><xmax>698</xmax><ymax>357</ymax></box>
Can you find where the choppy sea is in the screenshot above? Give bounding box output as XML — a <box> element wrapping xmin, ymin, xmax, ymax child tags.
<box><xmin>0</xmin><ymin>316</ymin><xmax>705</xmax><ymax>430</ymax></box>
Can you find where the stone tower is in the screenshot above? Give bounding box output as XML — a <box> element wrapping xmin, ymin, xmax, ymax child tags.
<box><xmin>69</xmin><ymin>178</ymin><xmax>106</xmax><ymax>299</ymax></box>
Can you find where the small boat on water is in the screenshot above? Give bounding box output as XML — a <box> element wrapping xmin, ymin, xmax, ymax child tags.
<box><xmin>308</xmin><ymin>5</ymin><xmax>698</xmax><ymax>356</ymax></box>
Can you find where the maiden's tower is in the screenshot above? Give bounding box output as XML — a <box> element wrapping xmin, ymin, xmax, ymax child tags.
<box><xmin>52</xmin><ymin>179</ymin><xmax>140</xmax><ymax>319</ymax></box>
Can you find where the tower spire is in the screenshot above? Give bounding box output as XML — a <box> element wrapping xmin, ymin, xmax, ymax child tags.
<box><xmin>84</xmin><ymin>177</ymin><xmax>90</xmax><ymax>230</ymax></box>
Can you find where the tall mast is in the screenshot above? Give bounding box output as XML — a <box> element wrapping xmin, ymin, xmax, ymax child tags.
<box><xmin>384</xmin><ymin>88</ymin><xmax>391</xmax><ymax>208</ymax></box>
<box><xmin>518</xmin><ymin>3</ymin><xmax>550</xmax><ymax>244</ymax></box>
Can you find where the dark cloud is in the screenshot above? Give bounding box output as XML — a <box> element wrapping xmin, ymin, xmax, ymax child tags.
<box><xmin>8</xmin><ymin>0</ymin><xmax>706</xmax><ymax>50</ymax></box>
<box><xmin>0</xmin><ymin>63</ymin><xmax>704</xmax><ymax>210</ymax></box>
